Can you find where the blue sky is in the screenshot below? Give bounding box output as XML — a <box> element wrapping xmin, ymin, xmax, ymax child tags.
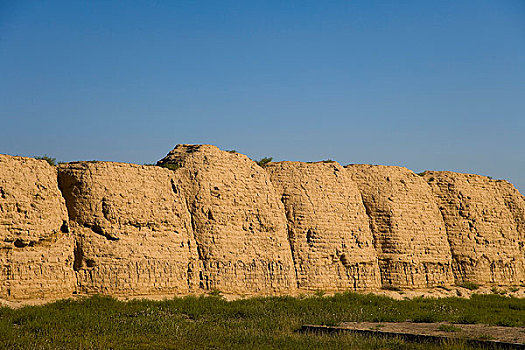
<box><xmin>1</xmin><ymin>1</ymin><xmax>524</xmax><ymax>192</ymax></box>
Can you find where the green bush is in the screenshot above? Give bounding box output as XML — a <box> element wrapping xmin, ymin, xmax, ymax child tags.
<box><xmin>158</xmin><ymin>163</ymin><xmax>181</xmax><ymax>171</ymax></box>
<box><xmin>255</xmin><ymin>157</ymin><xmax>273</xmax><ymax>167</ymax></box>
<box><xmin>35</xmin><ymin>155</ymin><xmax>56</xmax><ymax>166</ymax></box>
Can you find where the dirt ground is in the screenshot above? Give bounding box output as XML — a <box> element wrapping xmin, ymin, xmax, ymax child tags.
<box><xmin>305</xmin><ymin>322</ymin><xmax>525</xmax><ymax>346</ymax></box>
<box><xmin>1</xmin><ymin>285</ymin><xmax>524</xmax><ymax>308</ymax></box>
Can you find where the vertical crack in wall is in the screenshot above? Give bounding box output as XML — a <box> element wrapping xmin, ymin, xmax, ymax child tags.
<box><xmin>72</xmin><ymin>240</ymin><xmax>83</xmax><ymax>272</ymax></box>
<box><xmin>170</xmin><ymin>177</ymin><xmax>200</xmax><ymax>292</ymax></box>
<box><xmin>188</xmin><ymin>202</ymin><xmax>205</xmax><ymax>290</ymax></box>
<box><xmin>175</xmin><ymin>174</ymin><xmax>207</xmax><ymax>292</ymax></box>
<box><xmin>358</xmin><ymin>190</ymin><xmax>385</xmax><ymax>287</ymax></box>
<box><xmin>435</xmin><ymin>201</ymin><xmax>458</xmax><ymax>284</ymax></box>
<box><xmin>279</xmin><ymin>194</ymin><xmax>300</xmax><ymax>288</ymax></box>
<box><xmin>56</xmin><ymin>167</ymin><xmax>82</xmax><ymax>295</ymax></box>
<box><xmin>287</xmin><ymin>228</ymin><xmax>300</xmax><ymax>288</ymax></box>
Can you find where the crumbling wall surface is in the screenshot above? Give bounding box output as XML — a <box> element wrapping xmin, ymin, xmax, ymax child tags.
<box><xmin>265</xmin><ymin>161</ymin><xmax>380</xmax><ymax>291</ymax></box>
<box><xmin>57</xmin><ymin>162</ymin><xmax>199</xmax><ymax>296</ymax></box>
<box><xmin>423</xmin><ymin>171</ymin><xmax>525</xmax><ymax>285</ymax></box>
<box><xmin>157</xmin><ymin>145</ymin><xmax>297</xmax><ymax>294</ymax></box>
<box><xmin>346</xmin><ymin>164</ymin><xmax>454</xmax><ymax>289</ymax></box>
<box><xmin>496</xmin><ymin>180</ymin><xmax>525</xmax><ymax>262</ymax></box>
<box><xmin>3</xmin><ymin>147</ymin><xmax>525</xmax><ymax>302</ymax></box>
<box><xmin>0</xmin><ymin>155</ymin><xmax>75</xmax><ymax>300</ymax></box>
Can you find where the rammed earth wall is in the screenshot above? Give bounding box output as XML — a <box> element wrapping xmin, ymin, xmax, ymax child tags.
<box><xmin>0</xmin><ymin>145</ymin><xmax>524</xmax><ymax>302</ymax></box>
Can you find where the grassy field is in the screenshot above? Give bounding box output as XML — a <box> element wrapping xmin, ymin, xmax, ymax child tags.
<box><xmin>0</xmin><ymin>292</ymin><xmax>524</xmax><ymax>349</ymax></box>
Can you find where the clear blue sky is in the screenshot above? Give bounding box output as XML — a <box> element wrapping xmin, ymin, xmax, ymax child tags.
<box><xmin>1</xmin><ymin>1</ymin><xmax>524</xmax><ymax>192</ymax></box>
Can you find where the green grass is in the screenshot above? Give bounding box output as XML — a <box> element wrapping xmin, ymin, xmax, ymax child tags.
<box><xmin>0</xmin><ymin>293</ymin><xmax>523</xmax><ymax>349</ymax></box>
<box><xmin>456</xmin><ymin>282</ymin><xmax>480</xmax><ymax>291</ymax></box>
<box><xmin>437</xmin><ymin>324</ymin><xmax>462</xmax><ymax>332</ymax></box>
<box><xmin>491</xmin><ymin>286</ymin><xmax>506</xmax><ymax>295</ymax></box>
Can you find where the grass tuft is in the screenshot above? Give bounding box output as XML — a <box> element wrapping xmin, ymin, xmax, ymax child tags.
<box><xmin>438</xmin><ymin>324</ymin><xmax>462</xmax><ymax>332</ymax></box>
<box><xmin>456</xmin><ymin>282</ymin><xmax>480</xmax><ymax>291</ymax></box>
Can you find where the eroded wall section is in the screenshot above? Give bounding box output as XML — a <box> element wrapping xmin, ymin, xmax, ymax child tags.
<box><xmin>58</xmin><ymin>162</ymin><xmax>199</xmax><ymax>295</ymax></box>
<box><xmin>496</xmin><ymin>180</ymin><xmax>525</xmax><ymax>264</ymax></box>
<box><xmin>347</xmin><ymin>164</ymin><xmax>454</xmax><ymax>289</ymax></box>
<box><xmin>157</xmin><ymin>145</ymin><xmax>297</xmax><ymax>294</ymax></box>
<box><xmin>423</xmin><ymin>171</ymin><xmax>525</xmax><ymax>285</ymax></box>
<box><xmin>0</xmin><ymin>155</ymin><xmax>75</xmax><ymax>300</ymax></box>
<box><xmin>266</xmin><ymin>161</ymin><xmax>380</xmax><ymax>291</ymax></box>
